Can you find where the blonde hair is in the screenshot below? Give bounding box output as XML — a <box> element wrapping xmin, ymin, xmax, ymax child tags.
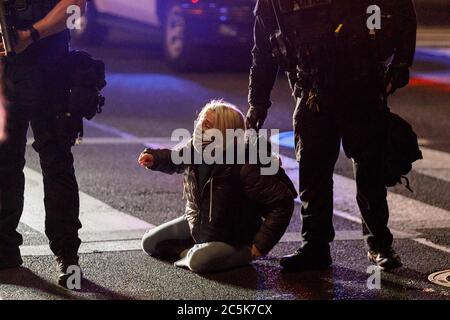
<box><xmin>197</xmin><ymin>100</ymin><xmax>246</xmax><ymax>140</ymax></box>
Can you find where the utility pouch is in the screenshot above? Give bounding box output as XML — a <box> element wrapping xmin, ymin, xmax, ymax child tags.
<box><xmin>65</xmin><ymin>50</ymin><xmax>106</xmax><ymax>142</ymax></box>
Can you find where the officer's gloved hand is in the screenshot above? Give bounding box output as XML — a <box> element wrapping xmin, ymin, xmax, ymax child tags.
<box><xmin>385</xmin><ymin>64</ymin><xmax>410</xmax><ymax>95</ymax></box>
<box><xmin>246</xmin><ymin>106</ymin><xmax>268</xmax><ymax>130</ymax></box>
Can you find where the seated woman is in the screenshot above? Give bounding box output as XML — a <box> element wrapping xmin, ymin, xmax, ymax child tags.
<box><xmin>139</xmin><ymin>100</ymin><xmax>297</xmax><ymax>273</ymax></box>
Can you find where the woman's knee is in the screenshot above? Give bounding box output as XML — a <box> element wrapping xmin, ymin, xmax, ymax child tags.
<box><xmin>141</xmin><ymin>230</ymin><xmax>159</xmax><ymax>255</ymax></box>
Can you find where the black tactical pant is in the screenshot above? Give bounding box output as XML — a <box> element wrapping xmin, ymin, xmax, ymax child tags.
<box><xmin>0</xmin><ymin>57</ymin><xmax>81</xmax><ymax>260</ymax></box>
<box><xmin>293</xmin><ymin>81</ymin><xmax>394</xmax><ymax>252</ymax></box>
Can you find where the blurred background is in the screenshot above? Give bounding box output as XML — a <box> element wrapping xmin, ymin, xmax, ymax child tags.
<box><xmin>71</xmin><ymin>0</ymin><xmax>450</xmax><ymax>71</ymax></box>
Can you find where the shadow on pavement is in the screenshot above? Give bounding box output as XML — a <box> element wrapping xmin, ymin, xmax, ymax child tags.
<box><xmin>0</xmin><ymin>267</ymin><xmax>78</xmax><ymax>300</ymax></box>
<box><xmin>78</xmin><ymin>278</ymin><xmax>133</xmax><ymax>300</ymax></box>
<box><xmin>0</xmin><ymin>267</ymin><xmax>132</xmax><ymax>300</ymax></box>
<box><xmin>200</xmin><ymin>264</ymin><xmax>259</xmax><ymax>290</ymax></box>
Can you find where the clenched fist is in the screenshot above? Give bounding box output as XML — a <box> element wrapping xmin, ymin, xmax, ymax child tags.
<box><xmin>138</xmin><ymin>152</ymin><xmax>154</xmax><ymax>168</ymax></box>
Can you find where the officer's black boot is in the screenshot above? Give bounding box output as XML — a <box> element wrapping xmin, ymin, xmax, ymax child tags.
<box><xmin>368</xmin><ymin>247</ymin><xmax>402</xmax><ymax>271</ymax></box>
<box><xmin>56</xmin><ymin>256</ymin><xmax>83</xmax><ymax>289</ymax></box>
<box><xmin>280</xmin><ymin>243</ymin><xmax>332</xmax><ymax>272</ymax></box>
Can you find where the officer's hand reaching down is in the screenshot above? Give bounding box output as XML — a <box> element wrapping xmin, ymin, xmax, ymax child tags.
<box><xmin>138</xmin><ymin>152</ymin><xmax>155</xmax><ymax>169</ymax></box>
<box><xmin>246</xmin><ymin>106</ymin><xmax>268</xmax><ymax>130</ymax></box>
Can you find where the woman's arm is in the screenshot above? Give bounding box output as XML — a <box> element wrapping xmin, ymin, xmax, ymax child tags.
<box><xmin>241</xmin><ymin>165</ymin><xmax>296</xmax><ymax>255</ymax></box>
<box><xmin>139</xmin><ymin>140</ymin><xmax>194</xmax><ymax>175</ymax></box>
<box><xmin>140</xmin><ymin>148</ymin><xmax>186</xmax><ymax>175</ymax></box>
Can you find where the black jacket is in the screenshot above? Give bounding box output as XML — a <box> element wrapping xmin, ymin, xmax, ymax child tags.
<box><xmin>248</xmin><ymin>0</ymin><xmax>417</xmax><ymax>114</ymax></box>
<box><xmin>145</xmin><ymin>143</ymin><xmax>297</xmax><ymax>255</ymax></box>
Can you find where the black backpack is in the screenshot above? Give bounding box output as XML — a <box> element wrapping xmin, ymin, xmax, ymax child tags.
<box><xmin>382</xmin><ymin>100</ymin><xmax>423</xmax><ymax>191</ymax></box>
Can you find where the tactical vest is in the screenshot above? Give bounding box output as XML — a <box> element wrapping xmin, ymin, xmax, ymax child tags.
<box><xmin>277</xmin><ymin>0</ymin><xmax>397</xmax><ymax>85</ymax></box>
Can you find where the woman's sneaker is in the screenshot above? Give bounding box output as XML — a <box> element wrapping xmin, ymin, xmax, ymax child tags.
<box><xmin>368</xmin><ymin>247</ymin><xmax>402</xmax><ymax>271</ymax></box>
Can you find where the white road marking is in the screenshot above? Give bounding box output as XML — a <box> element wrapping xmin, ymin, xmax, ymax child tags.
<box><xmin>21</xmin><ymin>239</ymin><xmax>143</xmax><ymax>257</ymax></box>
<box><xmin>21</xmin><ymin>230</ymin><xmax>417</xmax><ymax>257</ymax></box>
<box><xmin>22</xmin><ymin>167</ymin><xmax>154</xmax><ymax>243</ymax></box>
<box><xmin>413</xmin><ymin>238</ymin><xmax>450</xmax><ymax>255</ymax></box>
<box><xmin>280</xmin><ymin>229</ymin><xmax>416</xmax><ymax>243</ymax></box>
<box><xmin>413</xmin><ymin>148</ymin><xmax>450</xmax><ymax>183</ymax></box>
<box><xmin>26</xmin><ymin>137</ymin><xmax>177</xmax><ymax>146</ymax></box>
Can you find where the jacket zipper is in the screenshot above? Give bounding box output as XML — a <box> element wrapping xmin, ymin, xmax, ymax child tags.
<box><xmin>209</xmin><ymin>178</ymin><xmax>213</xmax><ymax>222</ymax></box>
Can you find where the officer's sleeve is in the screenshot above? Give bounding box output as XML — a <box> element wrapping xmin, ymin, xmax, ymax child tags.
<box><xmin>248</xmin><ymin>11</ymin><xmax>279</xmax><ymax>115</ymax></box>
<box><xmin>393</xmin><ymin>0</ymin><xmax>417</xmax><ymax>67</ymax></box>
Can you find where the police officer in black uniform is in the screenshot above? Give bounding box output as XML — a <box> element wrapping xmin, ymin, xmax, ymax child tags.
<box><xmin>246</xmin><ymin>0</ymin><xmax>417</xmax><ymax>271</ymax></box>
<box><xmin>0</xmin><ymin>0</ymin><xmax>86</xmax><ymax>285</ymax></box>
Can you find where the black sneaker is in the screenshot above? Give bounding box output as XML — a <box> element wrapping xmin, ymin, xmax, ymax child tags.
<box><xmin>280</xmin><ymin>245</ymin><xmax>332</xmax><ymax>272</ymax></box>
<box><xmin>56</xmin><ymin>256</ymin><xmax>83</xmax><ymax>289</ymax></box>
<box><xmin>368</xmin><ymin>247</ymin><xmax>402</xmax><ymax>271</ymax></box>
<box><xmin>0</xmin><ymin>255</ymin><xmax>23</xmax><ymax>270</ymax></box>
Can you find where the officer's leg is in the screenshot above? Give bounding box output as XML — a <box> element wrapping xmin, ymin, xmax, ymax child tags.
<box><xmin>0</xmin><ymin>64</ymin><xmax>31</xmax><ymax>267</ymax></box>
<box><xmin>295</xmin><ymin>98</ymin><xmax>340</xmax><ymax>247</ymax></box>
<box><xmin>31</xmin><ymin>114</ymin><xmax>82</xmax><ymax>260</ymax></box>
<box><xmin>281</xmin><ymin>96</ymin><xmax>340</xmax><ymax>271</ymax></box>
<box><xmin>0</xmin><ymin>104</ymin><xmax>28</xmax><ymax>266</ymax></box>
<box><xmin>353</xmin><ymin>156</ymin><xmax>393</xmax><ymax>251</ymax></box>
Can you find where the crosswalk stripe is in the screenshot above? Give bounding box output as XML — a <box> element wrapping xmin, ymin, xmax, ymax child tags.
<box><xmin>19</xmin><ymin>228</ymin><xmax>421</xmax><ymax>257</ymax></box>
<box><xmin>413</xmin><ymin>147</ymin><xmax>450</xmax><ymax>183</ymax></box>
<box><xmin>280</xmin><ymin>229</ymin><xmax>416</xmax><ymax>243</ymax></box>
<box><xmin>26</xmin><ymin>137</ymin><xmax>177</xmax><ymax>146</ymax></box>
<box><xmin>21</xmin><ymin>239</ymin><xmax>143</xmax><ymax>257</ymax></box>
<box><xmin>22</xmin><ymin>167</ymin><xmax>154</xmax><ymax>243</ymax></box>
<box><xmin>413</xmin><ymin>238</ymin><xmax>450</xmax><ymax>254</ymax></box>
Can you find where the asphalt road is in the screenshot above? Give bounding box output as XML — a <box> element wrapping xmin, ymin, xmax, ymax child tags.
<box><xmin>0</xmin><ymin>27</ymin><xmax>449</xmax><ymax>300</ymax></box>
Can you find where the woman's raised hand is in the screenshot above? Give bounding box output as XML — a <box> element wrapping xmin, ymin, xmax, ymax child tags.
<box><xmin>138</xmin><ymin>152</ymin><xmax>154</xmax><ymax>168</ymax></box>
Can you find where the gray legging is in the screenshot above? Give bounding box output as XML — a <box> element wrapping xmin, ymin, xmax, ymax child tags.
<box><xmin>141</xmin><ymin>216</ymin><xmax>252</xmax><ymax>273</ymax></box>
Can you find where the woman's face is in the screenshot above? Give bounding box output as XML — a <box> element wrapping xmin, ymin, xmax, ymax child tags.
<box><xmin>194</xmin><ymin>110</ymin><xmax>216</xmax><ymax>150</ymax></box>
<box><xmin>200</xmin><ymin>110</ymin><xmax>216</xmax><ymax>132</ymax></box>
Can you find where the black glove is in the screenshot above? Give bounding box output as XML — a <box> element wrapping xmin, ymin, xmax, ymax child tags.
<box><xmin>385</xmin><ymin>64</ymin><xmax>410</xmax><ymax>95</ymax></box>
<box><xmin>246</xmin><ymin>106</ymin><xmax>268</xmax><ymax>130</ymax></box>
